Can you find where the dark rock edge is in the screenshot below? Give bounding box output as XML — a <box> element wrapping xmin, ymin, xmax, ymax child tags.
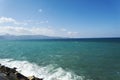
<box><xmin>0</xmin><ymin>64</ymin><xmax>43</xmax><ymax>80</ymax></box>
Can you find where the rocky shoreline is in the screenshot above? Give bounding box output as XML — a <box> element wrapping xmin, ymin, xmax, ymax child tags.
<box><xmin>0</xmin><ymin>64</ymin><xmax>43</xmax><ymax>80</ymax></box>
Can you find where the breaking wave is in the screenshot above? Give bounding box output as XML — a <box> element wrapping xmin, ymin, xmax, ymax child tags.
<box><xmin>0</xmin><ymin>58</ymin><xmax>84</xmax><ymax>80</ymax></box>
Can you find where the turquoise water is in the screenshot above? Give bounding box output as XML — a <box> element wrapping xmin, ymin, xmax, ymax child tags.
<box><xmin>0</xmin><ymin>39</ymin><xmax>120</xmax><ymax>80</ymax></box>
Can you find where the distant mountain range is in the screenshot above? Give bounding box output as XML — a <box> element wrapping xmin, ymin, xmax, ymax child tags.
<box><xmin>0</xmin><ymin>34</ymin><xmax>61</xmax><ymax>40</ymax></box>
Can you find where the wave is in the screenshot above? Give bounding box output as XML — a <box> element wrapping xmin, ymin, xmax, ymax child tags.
<box><xmin>0</xmin><ymin>58</ymin><xmax>84</xmax><ymax>80</ymax></box>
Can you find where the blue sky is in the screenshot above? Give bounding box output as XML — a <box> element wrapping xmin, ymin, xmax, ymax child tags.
<box><xmin>0</xmin><ymin>0</ymin><xmax>119</xmax><ymax>38</ymax></box>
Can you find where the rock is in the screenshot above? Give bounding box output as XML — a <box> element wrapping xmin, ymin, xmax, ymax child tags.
<box><xmin>0</xmin><ymin>73</ymin><xmax>9</xmax><ymax>80</ymax></box>
<box><xmin>15</xmin><ymin>72</ymin><xmax>29</xmax><ymax>80</ymax></box>
<box><xmin>28</xmin><ymin>76</ymin><xmax>43</xmax><ymax>80</ymax></box>
<box><xmin>0</xmin><ymin>64</ymin><xmax>43</xmax><ymax>80</ymax></box>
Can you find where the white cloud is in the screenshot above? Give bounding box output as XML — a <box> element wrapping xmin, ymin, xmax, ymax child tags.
<box><xmin>61</xmin><ymin>28</ymin><xmax>67</xmax><ymax>32</ymax></box>
<box><xmin>67</xmin><ymin>31</ymin><xmax>79</xmax><ymax>36</ymax></box>
<box><xmin>0</xmin><ymin>17</ymin><xmax>28</xmax><ymax>25</ymax></box>
<box><xmin>0</xmin><ymin>26</ymin><xmax>55</xmax><ymax>36</ymax></box>
<box><xmin>0</xmin><ymin>17</ymin><xmax>79</xmax><ymax>37</ymax></box>
<box><xmin>60</xmin><ymin>28</ymin><xmax>79</xmax><ymax>37</ymax></box>
<box><xmin>0</xmin><ymin>26</ymin><xmax>79</xmax><ymax>37</ymax></box>
<box><xmin>0</xmin><ymin>26</ymin><xmax>32</xmax><ymax>35</ymax></box>
<box><xmin>0</xmin><ymin>17</ymin><xmax>17</xmax><ymax>24</ymax></box>
<box><xmin>30</xmin><ymin>27</ymin><xmax>55</xmax><ymax>36</ymax></box>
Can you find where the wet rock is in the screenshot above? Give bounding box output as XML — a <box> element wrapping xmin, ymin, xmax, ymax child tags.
<box><xmin>0</xmin><ymin>73</ymin><xmax>9</xmax><ymax>80</ymax></box>
<box><xmin>0</xmin><ymin>64</ymin><xmax>43</xmax><ymax>80</ymax></box>
<box><xmin>28</xmin><ymin>76</ymin><xmax>43</xmax><ymax>80</ymax></box>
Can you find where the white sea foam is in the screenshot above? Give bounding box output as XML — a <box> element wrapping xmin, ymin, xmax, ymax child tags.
<box><xmin>0</xmin><ymin>58</ymin><xmax>84</xmax><ymax>80</ymax></box>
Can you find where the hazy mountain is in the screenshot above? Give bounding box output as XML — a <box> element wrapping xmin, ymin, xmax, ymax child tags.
<box><xmin>0</xmin><ymin>34</ymin><xmax>61</xmax><ymax>40</ymax></box>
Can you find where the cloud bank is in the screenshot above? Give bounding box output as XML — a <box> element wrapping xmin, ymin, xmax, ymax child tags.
<box><xmin>0</xmin><ymin>17</ymin><xmax>17</xmax><ymax>24</ymax></box>
<box><xmin>0</xmin><ymin>17</ymin><xmax>79</xmax><ymax>38</ymax></box>
<box><xmin>0</xmin><ymin>26</ymin><xmax>79</xmax><ymax>37</ymax></box>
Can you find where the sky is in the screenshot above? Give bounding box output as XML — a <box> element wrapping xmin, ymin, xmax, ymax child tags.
<box><xmin>0</xmin><ymin>0</ymin><xmax>120</xmax><ymax>38</ymax></box>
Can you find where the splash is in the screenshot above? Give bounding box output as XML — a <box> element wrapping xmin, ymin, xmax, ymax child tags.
<box><xmin>0</xmin><ymin>58</ymin><xmax>84</xmax><ymax>80</ymax></box>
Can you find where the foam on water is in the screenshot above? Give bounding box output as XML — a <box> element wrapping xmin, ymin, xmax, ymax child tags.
<box><xmin>0</xmin><ymin>58</ymin><xmax>84</xmax><ymax>80</ymax></box>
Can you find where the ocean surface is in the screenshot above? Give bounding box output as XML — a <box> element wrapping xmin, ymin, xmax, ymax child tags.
<box><xmin>0</xmin><ymin>38</ymin><xmax>120</xmax><ymax>80</ymax></box>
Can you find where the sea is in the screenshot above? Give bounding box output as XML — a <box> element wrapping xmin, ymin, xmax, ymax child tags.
<box><xmin>0</xmin><ymin>38</ymin><xmax>120</xmax><ymax>80</ymax></box>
